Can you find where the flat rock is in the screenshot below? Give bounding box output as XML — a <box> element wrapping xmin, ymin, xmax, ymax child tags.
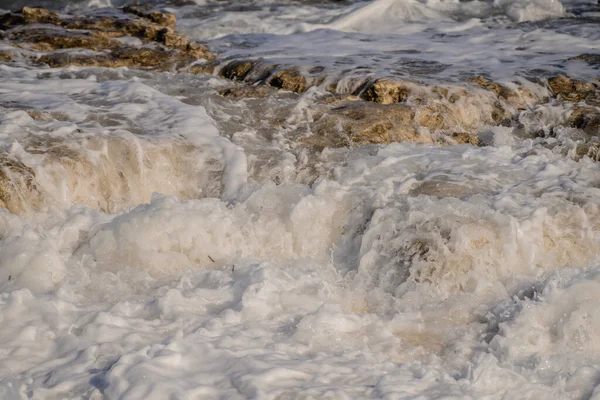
<box><xmin>0</xmin><ymin>6</ymin><xmax>214</xmax><ymax>71</ymax></box>
<box><xmin>304</xmin><ymin>100</ymin><xmax>478</xmax><ymax>150</ymax></box>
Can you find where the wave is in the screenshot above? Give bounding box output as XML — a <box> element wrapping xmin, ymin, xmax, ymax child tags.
<box><xmin>329</xmin><ymin>0</ymin><xmax>568</xmax><ymax>34</ymax></box>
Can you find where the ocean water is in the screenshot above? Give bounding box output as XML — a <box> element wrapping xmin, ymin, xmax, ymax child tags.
<box><xmin>1</xmin><ymin>0</ymin><xmax>600</xmax><ymax>398</ymax></box>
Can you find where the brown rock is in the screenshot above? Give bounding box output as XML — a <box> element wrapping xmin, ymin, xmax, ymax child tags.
<box><xmin>319</xmin><ymin>94</ymin><xmax>361</xmax><ymax>104</ymax></box>
<box><xmin>548</xmin><ymin>75</ymin><xmax>596</xmax><ymax>102</ymax></box>
<box><xmin>0</xmin><ymin>6</ymin><xmax>213</xmax><ymax>71</ymax></box>
<box><xmin>37</xmin><ymin>46</ymin><xmax>193</xmax><ymax>70</ymax></box>
<box><xmin>218</xmin><ymin>85</ymin><xmax>275</xmax><ymax>100</ymax></box>
<box><xmin>548</xmin><ymin>76</ymin><xmax>574</xmax><ymax>95</ymax></box>
<box><xmin>310</xmin><ymin>101</ymin><xmax>425</xmax><ymax>147</ymax></box>
<box><xmin>219</xmin><ymin>60</ymin><xmax>257</xmax><ymax>81</ymax></box>
<box><xmin>111</xmin><ymin>46</ymin><xmax>188</xmax><ymax>68</ymax></box>
<box><xmin>188</xmin><ymin>61</ymin><xmax>218</xmax><ymax>75</ymax></box>
<box><xmin>20</xmin><ymin>7</ymin><xmax>60</xmax><ymax>24</ymax></box>
<box><xmin>565</xmin><ymin>106</ymin><xmax>600</xmax><ymax>136</ymax></box>
<box><xmin>268</xmin><ymin>69</ymin><xmax>307</xmax><ymax>93</ymax></box>
<box><xmin>122</xmin><ymin>5</ymin><xmax>177</xmax><ymax>28</ymax></box>
<box><xmin>26</xmin><ymin>110</ymin><xmax>69</xmax><ymax>121</ymax></box>
<box><xmin>472</xmin><ymin>76</ymin><xmax>509</xmax><ymax>98</ymax></box>
<box><xmin>449</xmin><ymin>132</ymin><xmax>479</xmax><ymax>146</ymax></box>
<box><xmin>187</xmin><ymin>41</ymin><xmax>214</xmax><ymax>60</ymax></box>
<box><xmin>361</xmin><ymin>78</ymin><xmax>412</xmax><ymax>104</ymax></box>
<box><xmin>1</xmin><ymin>6</ymin><xmax>213</xmax><ymax>63</ymax></box>
<box><xmin>13</xmin><ymin>29</ymin><xmax>115</xmax><ymax>51</ymax></box>
<box><xmin>157</xmin><ymin>27</ymin><xmax>188</xmax><ymax>50</ymax></box>
<box><xmin>0</xmin><ymin>7</ymin><xmax>59</xmax><ymax>29</ymax></box>
<box><xmin>472</xmin><ymin>75</ymin><xmax>540</xmax><ymax>110</ymax></box>
<box><xmin>569</xmin><ymin>53</ymin><xmax>600</xmax><ymax>66</ymax></box>
<box><xmin>305</xmin><ymin>97</ymin><xmax>486</xmax><ymax>150</ymax></box>
<box><xmin>417</xmin><ymin>104</ymin><xmax>451</xmax><ymax>132</ymax></box>
<box><xmin>0</xmin><ymin>153</ymin><xmax>42</xmax><ymax>214</ymax></box>
<box><xmin>0</xmin><ymin>51</ymin><xmax>12</xmax><ymax>62</ymax></box>
<box><xmin>37</xmin><ymin>53</ymin><xmax>113</xmax><ymax>68</ymax></box>
<box><xmin>576</xmin><ymin>142</ymin><xmax>600</xmax><ymax>161</ymax></box>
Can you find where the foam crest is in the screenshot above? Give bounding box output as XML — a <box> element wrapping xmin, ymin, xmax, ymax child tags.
<box><xmin>494</xmin><ymin>0</ymin><xmax>567</xmax><ymax>22</ymax></box>
<box><xmin>330</xmin><ymin>0</ymin><xmax>567</xmax><ymax>34</ymax></box>
<box><xmin>0</xmin><ymin>73</ymin><xmax>246</xmax><ymax>213</ymax></box>
<box><xmin>81</xmin><ymin>182</ymin><xmax>348</xmax><ymax>275</ymax></box>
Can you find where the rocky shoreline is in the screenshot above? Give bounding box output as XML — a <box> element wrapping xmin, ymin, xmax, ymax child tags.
<box><xmin>1</xmin><ymin>5</ymin><xmax>599</xmax><ymax>144</ymax></box>
<box><xmin>0</xmin><ymin>5</ymin><xmax>599</xmax><ymax>214</ymax></box>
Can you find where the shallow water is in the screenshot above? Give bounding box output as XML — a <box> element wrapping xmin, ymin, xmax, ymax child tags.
<box><xmin>1</xmin><ymin>0</ymin><xmax>600</xmax><ymax>399</ymax></box>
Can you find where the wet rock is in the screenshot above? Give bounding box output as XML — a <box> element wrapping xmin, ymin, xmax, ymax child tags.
<box><xmin>360</xmin><ymin>78</ymin><xmax>412</xmax><ymax>104</ymax></box>
<box><xmin>410</xmin><ymin>180</ymin><xmax>479</xmax><ymax>198</ymax></box>
<box><xmin>0</xmin><ymin>7</ymin><xmax>59</xmax><ymax>30</ymax></box>
<box><xmin>0</xmin><ymin>153</ymin><xmax>42</xmax><ymax>214</ymax></box>
<box><xmin>9</xmin><ymin>28</ymin><xmax>115</xmax><ymax>51</ymax></box>
<box><xmin>472</xmin><ymin>76</ymin><xmax>520</xmax><ymax>104</ymax></box>
<box><xmin>21</xmin><ymin>7</ymin><xmax>60</xmax><ymax>23</ymax></box>
<box><xmin>111</xmin><ymin>46</ymin><xmax>194</xmax><ymax>68</ymax></box>
<box><xmin>305</xmin><ymin>98</ymin><xmax>483</xmax><ymax>150</ymax></box>
<box><xmin>0</xmin><ymin>5</ymin><xmax>213</xmax><ymax>71</ymax></box>
<box><xmin>472</xmin><ymin>75</ymin><xmax>541</xmax><ymax>111</ymax></box>
<box><xmin>548</xmin><ymin>75</ymin><xmax>596</xmax><ymax>102</ymax></box>
<box><xmin>309</xmin><ymin>101</ymin><xmax>424</xmax><ymax>147</ymax></box>
<box><xmin>188</xmin><ymin>61</ymin><xmax>218</xmax><ymax>75</ymax></box>
<box><xmin>268</xmin><ymin>69</ymin><xmax>307</xmax><ymax>93</ymax></box>
<box><xmin>26</xmin><ymin>110</ymin><xmax>69</xmax><ymax>121</ymax></box>
<box><xmin>122</xmin><ymin>5</ymin><xmax>177</xmax><ymax>28</ymax></box>
<box><xmin>448</xmin><ymin>132</ymin><xmax>479</xmax><ymax>146</ymax></box>
<box><xmin>186</xmin><ymin>41</ymin><xmax>214</xmax><ymax>60</ymax></box>
<box><xmin>157</xmin><ymin>27</ymin><xmax>188</xmax><ymax>49</ymax></box>
<box><xmin>218</xmin><ymin>85</ymin><xmax>276</xmax><ymax>100</ymax></box>
<box><xmin>417</xmin><ymin>104</ymin><xmax>452</xmax><ymax>132</ymax></box>
<box><xmin>569</xmin><ymin>53</ymin><xmax>600</xmax><ymax>66</ymax></box>
<box><xmin>218</xmin><ymin>60</ymin><xmax>258</xmax><ymax>81</ymax></box>
<box><xmin>37</xmin><ymin>46</ymin><xmax>194</xmax><ymax>70</ymax></box>
<box><xmin>575</xmin><ymin>142</ymin><xmax>600</xmax><ymax>161</ymax></box>
<box><xmin>567</xmin><ymin>106</ymin><xmax>600</xmax><ymax>135</ymax></box>
<box><xmin>0</xmin><ymin>51</ymin><xmax>12</xmax><ymax>62</ymax></box>
<box><xmin>319</xmin><ymin>94</ymin><xmax>361</xmax><ymax>104</ymax></box>
<box><xmin>472</xmin><ymin>76</ymin><xmax>510</xmax><ymax>98</ymax></box>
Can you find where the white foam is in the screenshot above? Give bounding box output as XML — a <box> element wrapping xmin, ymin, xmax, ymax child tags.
<box><xmin>494</xmin><ymin>0</ymin><xmax>567</xmax><ymax>22</ymax></box>
<box><xmin>0</xmin><ymin>69</ymin><xmax>248</xmax><ymax>212</ymax></box>
<box><xmin>329</xmin><ymin>0</ymin><xmax>567</xmax><ymax>34</ymax></box>
<box><xmin>1</xmin><ymin>1</ymin><xmax>600</xmax><ymax>398</ymax></box>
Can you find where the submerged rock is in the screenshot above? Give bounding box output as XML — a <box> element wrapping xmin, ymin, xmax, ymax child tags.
<box><xmin>218</xmin><ymin>85</ymin><xmax>276</xmax><ymax>100</ymax></box>
<box><xmin>304</xmin><ymin>99</ymin><xmax>478</xmax><ymax>150</ymax></box>
<box><xmin>569</xmin><ymin>53</ymin><xmax>600</xmax><ymax>66</ymax></box>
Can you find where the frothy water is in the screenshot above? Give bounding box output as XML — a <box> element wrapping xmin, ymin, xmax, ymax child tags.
<box><xmin>1</xmin><ymin>0</ymin><xmax>600</xmax><ymax>399</ymax></box>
